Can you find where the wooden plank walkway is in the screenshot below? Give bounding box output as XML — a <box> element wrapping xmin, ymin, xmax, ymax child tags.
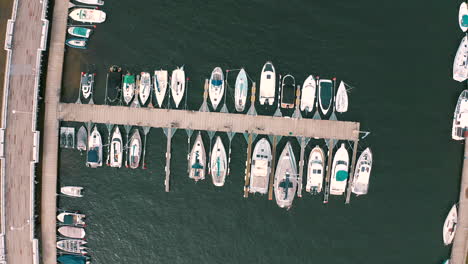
<box><xmin>345</xmin><ymin>140</ymin><xmax>359</xmax><ymax>204</ymax></box>
<box><xmin>243</xmin><ymin>134</ymin><xmax>253</xmax><ymax>197</ymax></box>
<box><xmin>323</xmin><ymin>140</ymin><xmax>334</xmax><ymax>203</ymax></box>
<box><xmin>268</xmin><ymin>136</ymin><xmax>277</xmax><ymax>200</ymax></box>
<box><xmin>58</xmin><ymin>103</ymin><xmax>360</xmax><ymax>140</ymax></box>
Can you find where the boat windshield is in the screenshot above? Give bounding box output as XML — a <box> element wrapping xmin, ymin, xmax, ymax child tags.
<box><xmin>211</xmin><ymin>79</ymin><xmax>222</xmax><ymax>86</ymax></box>
<box><xmin>264</xmin><ymin>64</ymin><xmax>274</xmax><ymax>72</ymax></box>
<box><xmin>337</xmin><ymin>160</ymin><xmax>347</xmax><ymax>166</ymax></box>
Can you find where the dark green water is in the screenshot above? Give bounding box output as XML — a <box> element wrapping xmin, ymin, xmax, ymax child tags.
<box><xmin>57</xmin><ymin>0</ymin><xmax>462</xmax><ymax>263</ymax></box>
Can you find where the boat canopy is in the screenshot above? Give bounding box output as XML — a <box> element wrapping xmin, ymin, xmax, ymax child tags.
<box><xmin>73</xmin><ymin>27</ymin><xmax>88</xmax><ymax>36</ymax></box>
<box><xmin>463</xmin><ymin>15</ymin><xmax>468</xmax><ymax>27</ymax></box>
<box><xmin>336</xmin><ymin>170</ymin><xmax>348</xmax><ymax>181</ymax></box>
<box><xmin>211</xmin><ymin>79</ymin><xmax>222</xmax><ymax>86</ymax></box>
<box><xmin>87</xmin><ymin>149</ymin><xmax>99</xmax><ymax>162</ymax></box>
<box><xmin>63</xmin><ymin>215</ymin><xmax>75</xmax><ymax>225</ymax></box>
<box><xmin>124</xmin><ymin>74</ymin><xmax>135</xmax><ymax>83</ymax></box>
<box><xmin>58</xmin><ymin>254</ymin><xmax>87</xmax><ymax>264</ymax></box>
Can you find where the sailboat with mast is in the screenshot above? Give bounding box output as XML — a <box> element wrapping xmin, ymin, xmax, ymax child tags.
<box><xmin>210</xmin><ymin>136</ymin><xmax>227</xmax><ymax>187</ymax></box>
<box><xmin>153</xmin><ymin>70</ymin><xmax>167</xmax><ymax>107</ymax></box>
<box><xmin>189</xmin><ymin>133</ymin><xmax>206</xmax><ymax>181</ymax></box>
<box><xmin>129</xmin><ymin>129</ymin><xmax>141</xmax><ymax>169</ymax></box>
<box><xmin>274</xmin><ymin>142</ymin><xmax>297</xmax><ymax>209</ymax></box>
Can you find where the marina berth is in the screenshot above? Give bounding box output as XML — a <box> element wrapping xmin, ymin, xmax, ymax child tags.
<box><xmin>452</xmin><ymin>90</ymin><xmax>468</xmax><ymax>140</ymax></box>
<box><xmin>122</xmin><ymin>73</ymin><xmax>135</xmax><ymax>105</ymax></box>
<box><xmin>259</xmin><ymin>61</ymin><xmax>276</xmax><ymax>105</ymax></box>
<box><xmin>171</xmin><ymin>66</ymin><xmax>186</xmax><ymax>108</ymax></box>
<box><xmin>274</xmin><ymin>142</ymin><xmax>297</xmax><ymax>209</ymax></box>
<box><xmin>56</xmin><ymin>239</ymin><xmax>87</xmax><ymax>254</ymax></box>
<box><xmin>75</xmin><ymin>0</ymin><xmax>105</xmax><ymax>5</ymax></box>
<box><xmin>460</xmin><ymin>2</ymin><xmax>468</xmax><ymax>32</ymax></box>
<box><xmin>210</xmin><ymin>136</ymin><xmax>227</xmax><ymax>187</ymax></box>
<box><xmin>129</xmin><ymin>129</ymin><xmax>142</xmax><ymax>169</ymax></box>
<box><xmin>443</xmin><ymin>204</ymin><xmax>458</xmax><ymax>246</ymax></box>
<box><xmin>249</xmin><ymin>138</ymin><xmax>272</xmax><ymax>194</ymax></box>
<box><xmin>76</xmin><ymin>126</ymin><xmax>87</xmax><ymax>152</ymax></box>
<box><xmin>351</xmin><ymin>148</ymin><xmax>373</xmax><ymax>195</ymax></box>
<box><xmin>335</xmin><ymin>81</ymin><xmax>348</xmax><ymax>113</ymax></box>
<box><xmin>65</xmin><ymin>38</ymin><xmax>87</xmax><ymax>49</ymax></box>
<box><xmin>69</xmin><ymin>8</ymin><xmax>106</xmax><ymax>23</ymax></box>
<box><xmin>153</xmin><ymin>70</ymin><xmax>168</xmax><ymax>107</ymax></box>
<box><xmin>58</xmin><ymin>226</ymin><xmax>86</xmax><ymax>239</ymax></box>
<box><xmin>57</xmin><ymin>254</ymin><xmax>90</xmax><ymax>264</ymax></box>
<box><xmin>57</xmin><ymin>212</ymin><xmax>86</xmax><ymax>226</ymax></box>
<box><xmin>300</xmin><ymin>75</ymin><xmax>316</xmax><ymax>112</ymax></box>
<box><xmin>109</xmin><ymin>126</ymin><xmax>123</xmax><ymax>168</ymax></box>
<box><xmin>80</xmin><ymin>73</ymin><xmax>94</xmax><ymax>99</ymax></box>
<box><xmin>86</xmin><ymin>126</ymin><xmax>102</xmax><ymax>168</ymax></box>
<box><xmin>234</xmin><ymin>69</ymin><xmax>248</xmax><ymax>112</ymax></box>
<box><xmin>453</xmin><ymin>35</ymin><xmax>468</xmax><ymax>82</ymax></box>
<box><xmin>306</xmin><ymin>146</ymin><xmax>325</xmax><ymax>194</ymax></box>
<box><xmin>318</xmin><ymin>79</ymin><xmax>333</xmax><ymax>115</ymax></box>
<box><xmin>329</xmin><ymin>143</ymin><xmax>349</xmax><ymax>195</ymax></box>
<box><xmin>138</xmin><ymin>72</ymin><xmax>151</xmax><ymax>106</ymax></box>
<box><xmin>189</xmin><ymin>133</ymin><xmax>206</xmax><ymax>181</ymax></box>
<box><xmin>280</xmin><ymin>74</ymin><xmax>296</xmax><ymax>109</ymax></box>
<box><xmin>61</xmin><ymin>186</ymin><xmax>83</xmax><ymax>198</ymax></box>
<box><xmin>67</xmin><ymin>27</ymin><xmax>92</xmax><ymax>38</ymax></box>
<box><xmin>107</xmin><ymin>65</ymin><xmax>122</xmax><ymax>103</ymax></box>
<box><xmin>209</xmin><ymin>67</ymin><xmax>225</xmax><ymax>110</ymax></box>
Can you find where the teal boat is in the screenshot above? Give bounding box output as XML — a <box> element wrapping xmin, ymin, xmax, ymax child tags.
<box><xmin>67</xmin><ymin>27</ymin><xmax>92</xmax><ymax>38</ymax></box>
<box><xmin>65</xmin><ymin>38</ymin><xmax>87</xmax><ymax>49</ymax></box>
<box><xmin>318</xmin><ymin>79</ymin><xmax>333</xmax><ymax>115</ymax></box>
<box><xmin>57</xmin><ymin>254</ymin><xmax>89</xmax><ymax>264</ymax></box>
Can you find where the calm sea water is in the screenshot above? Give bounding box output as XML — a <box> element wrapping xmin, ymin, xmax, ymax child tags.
<box><xmin>57</xmin><ymin>0</ymin><xmax>463</xmax><ymax>263</ymax></box>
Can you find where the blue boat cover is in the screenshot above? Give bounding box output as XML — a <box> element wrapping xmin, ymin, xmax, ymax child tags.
<box><xmin>463</xmin><ymin>15</ymin><xmax>468</xmax><ymax>27</ymax></box>
<box><xmin>63</xmin><ymin>214</ymin><xmax>74</xmax><ymax>225</ymax></box>
<box><xmin>211</xmin><ymin>79</ymin><xmax>222</xmax><ymax>86</ymax></box>
<box><xmin>87</xmin><ymin>149</ymin><xmax>98</xmax><ymax>163</ymax></box>
<box><xmin>58</xmin><ymin>255</ymin><xmax>86</xmax><ymax>264</ymax></box>
<box><xmin>336</xmin><ymin>170</ymin><xmax>348</xmax><ymax>181</ymax></box>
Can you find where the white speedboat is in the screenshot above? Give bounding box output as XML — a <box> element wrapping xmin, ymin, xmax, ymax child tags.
<box><xmin>300</xmin><ymin>75</ymin><xmax>316</xmax><ymax>112</ymax></box>
<box><xmin>249</xmin><ymin>138</ymin><xmax>272</xmax><ymax>194</ymax></box>
<box><xmin>274</xmin><ymin>142</ymin><xmax>297</xmax><ymax>209</ymax></box>
<box><xmin>452</xmin><ymin>90</ymin><xmax>468</xmax><ymax>140</ymax></box>
<box><xmin>329</xmin><ymin>143</ymin><xmax>349</xmax><ymax>195</ymax></box>
<box><xmin>335</xmin><ymin>81</ymin><xmax>348</xmax><ymax>113</ymax></box>
<box><xmin>210</xmin><ymin>136</ymin><xmax>227</xmax><ymax>187</ymax></box>
<box><xmin>122</xmin><ymin>73</ymin><xmax>135</xmax><ymax>105</ymax></box>
<box><xmin>460</xmin><ymin>2</ymin><xmax>468</xmax><ymax>32</ymax></box>
<box><xmin>153</xmin><ymin>70</ymin><xmax>168</xmax><ymax>107</ymax></box>
<box><xmin>306</xmin><ymin>146</ymin><xmax>325</xmax><ymax>194</ymax></box>
<box><xmin>61</xmin><ymin>186</ymin><xmax>83</xmax><ymax>198</ymax></box>
<box><xmin>58</xmin><ymin>226</ymin><xmax>86</xmax><ymax>239</ymax></box>
<box><xmin>57</xmin><ymin>239</ymin><xmax>87</xmax><ymax>254</ymax></box>
<box><xmin>138</xmin><ymin>72</ymin><xmax>151</xmax><ymax>106</ymax></box>
<box><xmin>129</xmin><ymin>129</ymin><xmax>141</xmax><ymax>169</ymax></box>
<box><xmin>443</xmin><ymin>204</ymin><xmax>458</xmax><ymax>246</ymax></box>
<box><xmin>209</xmin><ymin>67</ymin><xmax>225</xmax><ymax>110</ymax></box>
<box><xmin>189</xmin><ymin>133</ymin><xmax>206</xmax><ymax>181</ymax></box>
<box><xmin>259</xmin><ymin>61</ymin><xmax>276</xmax><ymax>105</ymax></box>
<box><xmin>80</xmin><ymin>72</ymin><xmax>94</xmax><ymax>99</ymax></box>
<box><xmin>318</xmin><ymin>79</ymin><xmax>333</xmax><ymax>115</ymax></box>
<box><xmin>57</xmin><ymin>212</ymin><xmax>86</xmax><ymax>226</ymax></box>
<box><xmin>453</xmin><ymin>36</ymin><xmax>468</xmax><ymax>82</ymax></box>
<box><xmin>171</xmin><ymin>66</ymin><xmax>185</xmax><ymax>108</ymax></box>
<box><xmin>68</xmin><ymin>27</ymin><xmax>92</xmax><ymax>38</ymax></box>
<box><xmin>234</xmin><ymin>69</ymin><xmax>248</xmax><ymax>112</ymax></box>
<box><xmin>75</xmin><ymin>0</ymin><xmax>104</xmax><ymax>5</ymax></box>
<box><xmin>76</xmin><ymin>126</ymin><xmax>87</xmax><ymax>152</ymax></box>
<box><xmin>66</xmin><ymin>38</ymin><xmax>87</xmax><ymax>49</ymax></box>
<box><xmin>351</xmin><ymin>148</ymin><xmax>373</xmax><ymax>195</ymax></box>
<box><xmin>69</xmin><ymin>8</ymin><xmax>106</xmax><ymax>23</ymax></box>
<box><xmin>109</xmin><ymin>126</ymin><xmax>123</xmax><ymax>168</ymax></box>
<box><xmin>86</xmin><ymin>126</ymin><xmax>102</xmax><ymax>168</ymax></box>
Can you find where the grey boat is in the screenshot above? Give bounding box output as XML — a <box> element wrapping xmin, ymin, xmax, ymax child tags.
<box><xmin>57</xmin><ymin>239</ymin><xmax>87</xmax><ymax>254</ymax></box>
<box><xmin>76</xmin><ymin>126</ymin><xmax>87</xmax><ymax>151</ymax></box>
<box><xmin>189</xmin><ymin>133</ymin><xmax>206</xmax><ymax>181</ymax></box>
<box><xmin>274</xmin><ymin>142</ymin><xmax>297</xmax><ymax>209</ymax></box>
<box><xmin>129</xmin><ymin>129</ymin><xmax>141</xmax><ymax>169</ymax></box>
<box><xmin>249</xmin><ymin>138</ymin><xmax>272</xmax><ymax>194</ymax></box>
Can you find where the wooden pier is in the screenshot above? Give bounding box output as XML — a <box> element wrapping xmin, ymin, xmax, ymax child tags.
<box><xmin>345</xmin><ymin>140</ymin><xmax>359</xmax><ymax>204</ymax></box>
<box><xmin>243</xmin><ymin>134</ymin><xmax>253</xmax><ymax>197</ymax></box>
<box><xmin>164</xmin><ymin>128</ymin><xmax>173</xmax><ymax>192</ymax></box>
<box><xmin>297</xmin><ymin>137</ymin><xmax>307</xmax><ymax>197</ymax></box>
<box><xmin>323</xmin><ymin>140</ymin><xmax>334</xmax><ymax>203</ymax></box>
<box><xmin>268</xmin><ymin>136</ymin><xmax>278</xmax><ymax>200</ymax></box>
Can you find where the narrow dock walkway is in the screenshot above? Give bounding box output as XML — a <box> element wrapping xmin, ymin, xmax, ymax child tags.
<box><xmin>297</xmin><ymin>137</ymin><xmax>307</xmax><ymax>197</ymax></box>
<box><xmin>243</xmin><ymin>134</ymin><xmax>253</xmax><ymax>197</ymax></box>
<box><xmin>268</xmin><ymin>136</ymin><xmax>278</xmax><ymax>200</ymax></box>
<box><xmin>58</xmin><ymin>103</ymin><xmax>360</xmax><ymax>140</ymax></box>
<box><xmin>164</xmin><ymin>128</ymin><xmax>173</xmax><ymax>192</ymax></box>
<box><xmin>323</xmin><ymin>140</ymin><xmax>334</xmax><ymax>203</ymax></box>
<box><xmin>345</xmin><ymin>140</ymin><xmax>359</xmax><ymax>204</ymax></box>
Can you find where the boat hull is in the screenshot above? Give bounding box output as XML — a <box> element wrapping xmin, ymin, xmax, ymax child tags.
<box><xmin>154</xmin><ymin>70</ymin><xmax>168</xmax><ymax>107</ymax></box>
<box><xmin>351</xmin><ymin>148</ymin><xmax>372</xmax><ymax>195</ymax></box>
<box><xmin>210</xmin><ymin>136</ymin><xmax>227</xmax><ymax>186</ymax></box>
<box><xmin>86</xmin><ymin>126</ymin><xmax>102</xmax><ymax>168</ymax></box>
<box><xmin>122</xmin><ymin>74</ymin><xmax>135</xmax><ymax>105</ymax></box>
<box><xmin>460</xmin><ymin>2</ymin><xmax>468</xmax><ymax>32</ymax></box>
<box><xmin>329</xmin><ymin>144</ymin><xmax>349</xmax><ymax>195</ymax></box>
<box><xmin>76</xmin><ymin>126</ymin><xmax>87</xmax><ymax>151</ymax></box>
<box><xmin>189</xmin><ymin>133</ymin><xmax>206</xmax><ymax>181</ymax></box>
<box><xmin>443</xmin><ymin>204</ymin><xmax>458</xmax><ymax>246</ymax></box>
<box><xmin>80</xmin><ymin>73</ymin><xmax>94</xmax><ymax>99</ymax></box>
<box><xmin>69</xmin><ymin>8</ymin><xmax>106</xmax><ymax>23</ymax></box>
<box><xmin>129</xmin><ymin>130</ymin><xmax>141</xmax><ymax>169</ymax></box>
<box><xmin>453</xmin><ymin>36</ymin><xmax>468</xmax><ymax>82</ymax></box>
<box><xmin>234</xmin><ymin>69</ymin><xmax>248</xmax><ymax>112</ymax></box>
<box><xmin>138</xmin><ymin>72</ymin><xmax>151</xmax><ymax>106</ymax></box>
<box><xmin>300</xmin><ymin>75</ymin><xmax>316</xmax><ymax>112</ymax></box>
<box><xmin>259</xmin><ymin>62</ymin><xmax>276</xmax><ymax>105</ymax></box>
<box><xmin>249</xmin><ymin>138</ymin><xmax>272</xmax><ymax>194</ymax></box>
<box><xmin>61</xmin><ymin>186</ymin><xmax>83</xmax><ymax>198</ymax></box>
<box><xmin>67</xmin><ymin>27</ymin><xmax>92</xmax><ymax>38</ymax></box>
<box><xmin>306</xmin><ymin>146</ymin><xmax>324</xmax><ymax>194</ymax></box>
<box><xmin>58</xmin><ymin>226</ymin><xmax>86</xmax><ymax>239</ymax></box>
<box><xmin>209</xmin><ymin>67</ymin><xmax>225</xmax><ymax>110</ymax></box>
<box><xmin>66</xmin><ymin>38</ymin><xmax>87</xmax><ymax>49</ymax></box>
<box><xmin>171</xmin><ymin>67</ymin><xmax>185</xmax><ymax>108</ymax></box>
<box><xmin>318</xmin><ymin>79</ymin><xmax>333</xmax><ymax>116</ymax></box>
<box><xmin>110</xmin><ymin>126</ymin><xmax>123</xmax><ymax>168</ymax></box>
<box><xmin>452</xmin><ymin>90</ymin><xmax>468</xmax><ymax>140</ymax></box>
<box><xmin>280</xmin><ymin>74</ymin><xmax>295</xmax><ymax>109</ymax></box>
<box><xmin>335</xmin><ymin>81</ymin><xmax>348</xmax><ymax>113</ymax></box>
<box><xmin>274</xmin><ymin>142</ymin><xmax>297</xmax><ymax>209</ymax></box>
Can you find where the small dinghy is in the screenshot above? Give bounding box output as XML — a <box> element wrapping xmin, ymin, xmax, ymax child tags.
<box><xmin>69</xmin><ymin>8</ymin><xmax>106</xmax><ymax>23</ymax></box>
<box><xmin>234</xmin><ymin>68</ymin><xmax>248</xmax><ymax>112</ymax></box>
<box><xmin>76</xmin><ymin>126</ymin><xmax>87</xmax><ymax>152</ymax></box>
<box><xmin>122</xmin><ymin>73</ymin><xmax>135</xmax><ymax>105</ymax></box>
<box><xmin>86</xmin><ymin>126</ymin><xmax>102</xmax><ymax>168</ymax></box>
<box><xmin>68</xmin><ymin>27</ymin><xmax>92</xmax><ymax>38</ymax></box>
<box><xmin>209</xmin><ymin>67</ymin><xmax>225</xmax><ymax>110</ymax></box>
<box><xmin>453</xmin><ymin>36</ymin><xmax>468</xmax><ymax>82</ymax></box>
<box><xmin>129</xmin><ymin>129</ymin><xmax>141</xmax><ymax>169</ymax></box>
<box><xmin>65</xmin><ymin>38</ymin><xmax>87</xmax><ymax>49</ymax></box>
<box><xmin>280</xmin><ymin>74</ymin><xmax>296</xmax><ymax>109</ymax></box>
<box><xmin>109</xmin><ymin>126</ymin><xmax>123</xmax><ymax>168</ymax></box>
<box><xmin>57</xmin><ymin>239</ymin><xmax>87</xmax><ymax>254</ymax></box>
<box><xmin>57</xmin><ymin>212</ymin><xmax>86</xmax><ymax>226</ymax></box>
<box><xmin>57</xmin><ymin>255</ymin><xmax>90</xmax><ymax>264</ymax></box>
<box><xmin>351</xmin><ymin>148</ymin><xmax>373</xmax><ymax>196</ymax></box>
<box><xmin>210</xmin><ymin>136</ymin><xmax>227</xmax><ymax>187</ymax></box>
<box><xmin>58</xmin><ymin>226</ymin><xmax>86</xmax><ymax>239</ymax></box>
<box><xmin>329</xmin><ymin>143</ymin><xmax>349</xmax><ymax>195</ymax></box>
<box><xmin>61</xmin><ymin>186</ymin><xmax>83</xmax><ymax>198</ymax></box>
<box><xmin>452</xmin><ymin>90</ymin><xmax>468</xmax><ymax>140</ymax></box>
<box><xmin>75</xmin><ymin>0</ymin><xmax>104</xmax><ymax>5</ymax></box>
<box><xmin>153</xmin><ymin>70</ymin><xmax>168</xmax><ymax>107</ymax></box>
<box><xmin>306</xmin><ymin>145</ymin><xmax>325</xmax><ymax>194</ymax></box>
<box><xmin>138</xmin><ymin>72</ymin><xmax>151</xmax><ymax>106</ymax></box>
<box><xmin>249</xmin><ymin>138</ymin><xmax>272</xmax><ymax>194</ymax></box>
<box><xmin>171</xmin><ymin>66</ymin><xmax>185</xmax><ymax>108</ymax></box>
<box><xmin>443</xmin><ymin>204</ymin><xmax>458</xmax><ymax>246</ymax></box>
<box><xmin>318</xmin><ymin>79</ymin><xmax>333</xmax><ymax>115</ymax></box>
<box><xmin>259</xmin><ymin>61</ymin><xmax>276</xmax><ymax>105</ymax></box>
<box><xmin>460</xmin><ymin>2</ymin><xmax>468</xmax><ymax>32</ymax></box>
<box><xmin>335</xmin><ymin>81</ymin><xmax>348</xmax><ymax>113</ymax></box>
<box><xmin>80</xmin><ymin>73</ymin><xmax>94</xmax><ymax>99</ymax></box>
<box><xmin>300</xmin><ymin>75</ymin><xmax>316</xmax><ymax>112</ymax></box>
<box><xmin>189</xmin><ymin>132</ymin><xmax>206</xmax><ymax>181</ymax></box>
<box><xmin>274</xmin><ymin>142</ymin><xmax>297</xmax><ymax>209</ymax></box>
